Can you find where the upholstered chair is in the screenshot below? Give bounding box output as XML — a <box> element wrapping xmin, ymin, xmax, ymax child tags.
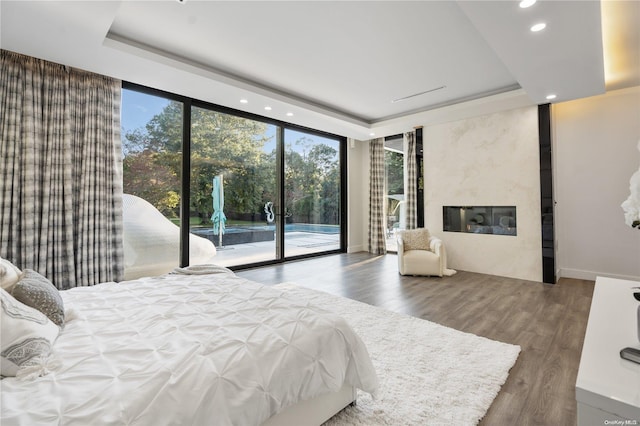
<box><xmin>397</xmin><ymin>228</ymin><xmax>454</xmax><ymax>277</ymax></box>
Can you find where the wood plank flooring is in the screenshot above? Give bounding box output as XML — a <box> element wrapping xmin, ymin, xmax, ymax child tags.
<box><xmin>236</xmin><ymin>252</ymin><xmax>594</xmax><ymax>426</ymax></box>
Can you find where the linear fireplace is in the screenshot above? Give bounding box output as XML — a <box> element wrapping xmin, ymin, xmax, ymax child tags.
<box><xmin>443</xmin><ymin>206</ymin><xmax>517</xmax><ymax>236</ymax></box>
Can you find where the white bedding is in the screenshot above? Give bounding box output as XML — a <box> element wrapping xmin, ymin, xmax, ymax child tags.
<box><xmin>0</xmin><ymin>269</ymin><xmax>378</xmax><ymax>425</ymax></box>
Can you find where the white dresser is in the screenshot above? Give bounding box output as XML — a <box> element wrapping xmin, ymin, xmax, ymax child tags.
<box><xmin>576</xmin><ymin>276</ymin><xmax>640</xmax><ymax>424</ymax></box>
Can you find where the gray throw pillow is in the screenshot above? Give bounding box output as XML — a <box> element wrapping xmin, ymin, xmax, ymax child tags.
<box><xmin>11</xmin><ymin>269</ymin><xmax>65</xmax><ymax>327</ymax></box>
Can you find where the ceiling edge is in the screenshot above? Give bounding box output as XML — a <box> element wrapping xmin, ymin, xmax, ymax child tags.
<box><xmin>371</xmin><ymin>83</ymin><xmax>522</xmax><ymax>124</ymax></box>
<box><xmin>104</xmin><ymin>32</ymin><xmax>371</xmax><ymax>128</ymax></box>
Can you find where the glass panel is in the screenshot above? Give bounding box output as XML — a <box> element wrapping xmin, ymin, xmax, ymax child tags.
<box><xmin>384</xmin><ymin>139</ymin><xmax>404</xmax><ymax>252</ymax></box>
<box><xmin>121</xmin><ymin>89</ymin><xmax>184</xmax><ymax>276</ymax></box>
<box><xmin>190</xmin><ymin>107</ymin><xmax>278</xmax><ymax>267</ymax></box>
<box><xmin>443</xmin><ymin>206</ymin><xmax>517</xmax><ymax>235</ymax></box>
<box><xmin>284</xmin><ymin>129</ymin><xmax>341</xmax><ymax>257</ymax></box>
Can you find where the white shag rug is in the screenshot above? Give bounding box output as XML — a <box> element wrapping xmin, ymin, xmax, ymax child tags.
<box><xmin>274</xmin><ymin>283</ymin><xmax>521</xmax><ymax>426</ymax></box>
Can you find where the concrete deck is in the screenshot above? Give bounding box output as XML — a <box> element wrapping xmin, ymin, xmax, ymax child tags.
<box><xmin>210</xmin><ymin>231</ymin><xmax>399</xmax><ymax>267</ymax></box>
<box><xmin>212</xmin><ymin>231</ymin><xmax>340</xmax><ymax>267</ymax></box>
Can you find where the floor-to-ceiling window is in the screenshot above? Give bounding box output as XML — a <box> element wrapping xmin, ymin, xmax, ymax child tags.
<box><xmin>189</xmin><ymin>107</ymin><xmax>278</xmax><ymax>266</ymax></box>
<box><xmin>121</xmin><ymin>89</ymin><xmax>184</xmax><ymax>264</ymax></box>
<box><xmin>284</xmin><ymin>129</ymin><xmax>341</xmax><ymax>257</ymax></box>
<box><xmin>121</xmin><ymin>83</ymin><xmax>345</xmax><ymax>271</ymax></box>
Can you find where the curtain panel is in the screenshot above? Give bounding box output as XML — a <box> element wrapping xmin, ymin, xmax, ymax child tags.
<box><xmin>404</xmin><ymin>131</ymin><xmax>418</xmax><ymax>230</ymax></box>
<box><xmin>0</xmin><ymin>50</ymin><xmax>123</xmax><ymax>289</ymax></box>
<box><xmin>368</xmin><ymin>138</ymin><xmax>387</xmax><ymax>255</ymax></box>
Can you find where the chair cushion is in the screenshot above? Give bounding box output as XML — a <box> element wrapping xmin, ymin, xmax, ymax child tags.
<box><xmin>400</xmin><ymin>228</ymin><xmax>431</xmax><ymax>251</ymax></box>
<box><xmin>400</xmin><ymin>250</ymin><xmax>441</xmax><ymax>276</ymax></box>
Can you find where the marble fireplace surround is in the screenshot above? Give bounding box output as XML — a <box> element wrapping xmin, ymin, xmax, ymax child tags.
<box><xmin>423</xmin><ymin>106</ymin><xmax>542</xmax><ymax>282</ymax></box>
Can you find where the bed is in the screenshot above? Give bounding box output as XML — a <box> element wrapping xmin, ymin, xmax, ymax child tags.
<box><xmin>0</xmin><ymin>264</ymin><xmax>378</xmax><ymax>425</ymax></box>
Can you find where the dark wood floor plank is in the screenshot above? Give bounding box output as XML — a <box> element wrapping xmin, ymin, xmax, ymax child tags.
<box><xmin>235</xmin><ymin>252</ymin><xmax>595</xmax><ymax>425</ymax></box>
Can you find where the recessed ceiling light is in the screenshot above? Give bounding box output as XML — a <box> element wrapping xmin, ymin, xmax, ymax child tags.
<box><xmin>530</xmin><ymin>23</ymin><xmax>546</xmax><ymax>32</ymax></box>
<box><xmin>546</xmin><ymin>94</ymin><xmax>557</xmax><ymax>100</ymax></box>
<box><xmin>369</xmin><ymin>132</ymin><xmax>375</xmax><ymax>137</ymax></box>
<box><xmin>286</xmin><ymin>112</ymin><xmax>293</xmax><ymax>117</ymax></box>
<box><xmin>240</xmin><ymin>99</ymin><xmax>248</xmax><ymax>104</ymax></box>
<box><xmin>264</xmin><ymin>106</ymin><xmax>272</xmax><ymax>111</ymax></box>
<box><xmin>519</xmin><ymin>0</ymin><xmax>536</xmax><ymax>8</ymax></box>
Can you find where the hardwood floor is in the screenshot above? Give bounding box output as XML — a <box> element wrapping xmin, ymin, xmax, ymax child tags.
<box><xmin>236</xmin><ymin>252</ymin><xmax>595</xmax><ymax>426</ymax></box>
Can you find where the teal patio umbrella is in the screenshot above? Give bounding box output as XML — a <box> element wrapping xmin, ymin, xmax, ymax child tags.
<box><xmin>211</xmin><ymin>175</ymin><xmax>226</xmax><ymax>247</ymax></box>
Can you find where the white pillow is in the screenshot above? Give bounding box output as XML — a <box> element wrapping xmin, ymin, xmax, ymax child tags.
<box><xmin>1</xmin><ymin>288</ymin><xmax>60</xmax><ymax>378</ymax></box>
<box><xmin>0</xmin><ymin>257</ymin><xmax>22</xmax><ymax>291</ymax></box>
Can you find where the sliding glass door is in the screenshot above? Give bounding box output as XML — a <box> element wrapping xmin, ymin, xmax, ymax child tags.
<box><xmin>384</xmin><ymin>137</ymin><xmax>404</xmax><ymax>252</ymax></box>
<box><xmin>122</xmin><ymin>83</ymin><xmax>345</xmax><ymax>271</ymax></box>
<box><xmin>284</xmin><ymin>129</ymin><xmax>341</xmax><ymax>257</ymax></box>
<box><xmin>189</xmin><ymin>107</ymin><xmax>278</xmax><ymax>266</ymax></box>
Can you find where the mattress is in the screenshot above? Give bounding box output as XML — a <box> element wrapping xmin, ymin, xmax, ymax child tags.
<box><xmin>0</xmin><ymin>267</ymin><xmax>378</xmax><ymax>425</ymax></box>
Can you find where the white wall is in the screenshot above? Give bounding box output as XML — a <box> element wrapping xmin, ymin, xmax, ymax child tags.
<box><xmin>347</xmin><ymin>139</ymin><xmax>369</xmax><ymax>253</ymax></box>
<box><xmin>553</xmin><ymin>86</ymin><xmax>640</xmax><ymax>281</ymax></box>
<box><xmin>350</xmin><ymin>88</ymin><xmax>640</xmax><ymax>283</ymax></box>
<box><xmin>423</xmin><ymin>106</ymin><xmax>543</xmax><ymax>282</ymax></box>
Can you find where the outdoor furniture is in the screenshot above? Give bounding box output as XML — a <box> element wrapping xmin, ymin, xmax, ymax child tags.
<box><xmin>122</xmin><ymin>194</ymin><xmax>216</xmax><ymax>280</ymax></box>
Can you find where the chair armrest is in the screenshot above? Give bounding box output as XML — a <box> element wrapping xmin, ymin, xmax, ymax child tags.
<box><xmin>429</xmin><ymin>237</ymin><xmax>443</xmax><ymax>256</ymax></box>
<box><xmin>396</xmin><ymin>236</ymin><xmax>405</xmax><ymax>253</ymax></box>
<box><xmin>429</xmin><ymin>237</ymin><xmax>447</xmax><ymax>276</ymax></box>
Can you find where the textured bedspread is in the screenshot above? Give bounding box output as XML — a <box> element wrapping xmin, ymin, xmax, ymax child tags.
<box><xmin>1</xmin><ymin>269</ymin><xmax>378</xmax><ymax>425</ymax></box>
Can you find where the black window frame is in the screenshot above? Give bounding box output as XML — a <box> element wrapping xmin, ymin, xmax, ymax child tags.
<box><xmin>121</xmin><ymin>81</ymin><xmax>347</xmax><ymax>271</ymax></box>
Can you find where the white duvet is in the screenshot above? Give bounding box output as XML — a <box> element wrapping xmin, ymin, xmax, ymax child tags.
<box><xmin>0</xmin><ymin>268</ymin><xmax>378</xmax><ymax>425</ymax></box>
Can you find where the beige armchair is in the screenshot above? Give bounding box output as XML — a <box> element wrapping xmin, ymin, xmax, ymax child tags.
<box><xmin>397</xmin><ymin>228</ymin><xmax>456</xmax><ymax>277</ymax></box>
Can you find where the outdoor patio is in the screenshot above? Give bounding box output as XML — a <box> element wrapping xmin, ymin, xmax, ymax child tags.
<box><xmin>209</xmin><ymin>231</ymin><xmax>401</xmax><ymax>267</ymax></box>
<box><xmin>212</xmin><ymin>231</ymin><xmax>340</xmax><ymax>267</ymax></box>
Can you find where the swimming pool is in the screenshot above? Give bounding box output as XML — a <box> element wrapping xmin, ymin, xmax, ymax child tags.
<box><xmin>285</xmin><ymin>223</ymin><xmax>339</xmax><ymax>234</ymax></box>
<box><xmin>192</xmin><ymin>227</ymin><xmax>274</xmax><ymax>246</ymax></box>
<box><xmin>192</xmin><ymin>223</ymin><xmax>339</xmax><ymax>246</ymax></box>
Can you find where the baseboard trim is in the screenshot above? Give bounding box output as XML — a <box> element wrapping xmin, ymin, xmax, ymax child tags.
<box><xmin>559</xmin><ymin>268</ymin><xmax>640</xmax><ymax>282</ymax></box>
<box><xmin>347</xmin><ymin>245</ymin><xmax>366</xmax><ymax>253</ymax></box>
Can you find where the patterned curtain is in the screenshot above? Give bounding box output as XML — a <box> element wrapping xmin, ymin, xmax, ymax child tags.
<box><xmin>368</xmin><ymin>138</ymin><xmax>387</xmax><ymax>255</ymax></box>
<box><xmin>0</xmin><ymin>50</ymin><xmax>123</xmax><ymax>289</ymax></box>
<box><xmin>404</xmin><ymin>131</ymin><xmax>418</xmax><ymax>230</ymax></box>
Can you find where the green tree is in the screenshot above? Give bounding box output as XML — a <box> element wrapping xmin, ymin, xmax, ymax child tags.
<box><xmin>123</xmin><ymin>149</ymin><xmax>181</xmax><ymax>217</ymax></box>
<box><xmin>123</xmin><ymin>103</ymin><xmax>272</xmax><ymax>224</ymax></box>
<box><xmin>385</xmin><ymin>150</ymin><xmax>404</xmax><ymax>195</ymax></box>
<box><xmin>285</xmin><ymin>138</ymin><xmax>339</xmax><ymax>224</ymax></box>
<box><xmin>122</xmin><ymin>101</ymin><xmax>341</xmax><ymax>228</ymax></box>
<box><xmin>189</xmin><ymin>108</ymin><xmax>270</xmax><ymax>223</ymax></box>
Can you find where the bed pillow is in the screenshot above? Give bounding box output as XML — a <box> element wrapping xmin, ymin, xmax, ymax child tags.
<box><xmin>0</xmin><ymin>257</ymin><xmax>22</xmax><ymax>291</ymax></box>
<box><xmin>11</xmin><ymin>269</ymin><xmax>65</xmax><ymax>327</ymax></box>
<box><xmin>1</xmin><ymin>288</ymin><xmax>60</xmax><ymax>378</ymax></box>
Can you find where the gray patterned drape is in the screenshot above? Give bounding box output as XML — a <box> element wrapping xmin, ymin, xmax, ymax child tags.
<box><xmin>0</xmin><ymin>50</ymin><xmax>124</xmax><ymax>289</ymax></box>
<box><xmin>404</xmin><ymin>131</ymin><xmax>418</xmax><ymax>230</ymax></box>
<box><xmin>368</xmin><ymin>138</ymin><xmax>387</xmax><ymax>255</ymax></box>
